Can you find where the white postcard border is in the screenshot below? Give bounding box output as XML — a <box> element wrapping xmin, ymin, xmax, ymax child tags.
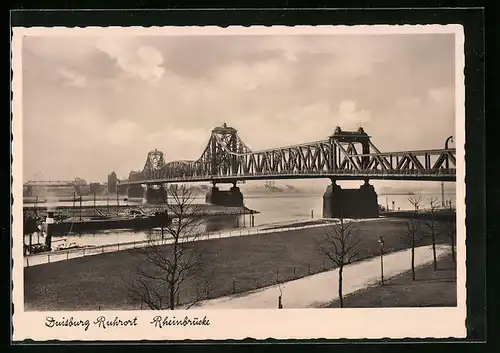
<box><xmin>11</xmin><ymin>24</ymin><xmax>467</xmax><ymax>341</ymax></box>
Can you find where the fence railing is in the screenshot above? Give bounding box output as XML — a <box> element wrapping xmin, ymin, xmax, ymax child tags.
<box><xmin>23</xmin><ymin>221</ymin><xmax>334</xmax><ymax>268</ymax></box>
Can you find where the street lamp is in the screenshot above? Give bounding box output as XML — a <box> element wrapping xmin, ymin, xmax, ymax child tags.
<box><xmin>378</xmin><ymin>236</ymin><xmax>385</xmax><ymax>285</ymax></box>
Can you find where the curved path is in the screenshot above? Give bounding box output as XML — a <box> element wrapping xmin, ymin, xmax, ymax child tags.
<box><xmin>191</xmin><ymin>244</ymin><xmax>451</xmax><ymax>309</ymax></box>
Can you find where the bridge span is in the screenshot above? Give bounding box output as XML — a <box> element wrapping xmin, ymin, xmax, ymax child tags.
<box><xmin>109</xmin><ymin>124</ymin><xmax>457</xmax><ymax>219</ymax></box>
<box><xmin>23</xmin><ymin>179</ymin><xmax>104</xmax><ymax>197</ymax></box>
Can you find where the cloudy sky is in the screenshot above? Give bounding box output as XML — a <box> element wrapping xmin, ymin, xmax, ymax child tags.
<box><xmin>22</xmin><ymin>32</ymin><xmax>456</xmax><ymax>186</ymax></box>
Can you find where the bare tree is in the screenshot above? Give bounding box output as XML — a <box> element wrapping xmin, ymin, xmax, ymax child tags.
<box><xmin>317</xmin><ymin>217</ymin><xmax>360</xmax><ymax>308</ymax></box>
<box><xmin>408</xmin><ymin>195</ymin><xmax>423</xmax><ymax>212</ymax></box>
<box><xmin>406</xmin><ymin>195</ymin><xmax>423</xmax><ymax>281</ymax></box>
<box><xmin>404</xmin><ymin>217</ymin><xmax>423</xmax><ymax>281</ymax></box>
<box><xmin>425</xmin><ymin>197</ymin><xmax>440</xmax><ymax>270</ymax></box>
<box><xmin>125</xmin><ymin>184</ymin><xmax>208</xmax><ymax>310</ymax></box>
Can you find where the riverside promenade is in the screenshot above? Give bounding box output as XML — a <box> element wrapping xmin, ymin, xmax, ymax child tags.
<box><xmin>191</xmin><ymin>244</ymin><xmax>452</xmax><ymax>309</ymax></box>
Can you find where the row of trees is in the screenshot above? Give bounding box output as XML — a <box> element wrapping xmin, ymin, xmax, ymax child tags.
<box><xmin>319</xmin><ymin>195</ymin><xmax>457</xmax><ymax>308</ymax></box>
<box><xmin>123</xmin><ymin>185</ymin><xmax>457</xmax><ymax>310</ymax></box>
<box><xmin>407</xmin><ymin>195</ymin><xmax>457</xmax><ymax>271</ymax></box>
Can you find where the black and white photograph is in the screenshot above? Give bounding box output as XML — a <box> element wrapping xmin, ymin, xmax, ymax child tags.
<box><xmin>12</xmin><ymin>25</ymin><xmax>466</xmax><ymax>340</ymax></box>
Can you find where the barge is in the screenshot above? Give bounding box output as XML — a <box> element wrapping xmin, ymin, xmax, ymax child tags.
<box><xmin>24</xmin><ymin>210</ymin><xmax>171</xmax><ymax>255</ymax></box>
<box><xmin>47</xmin><ymin>211</ymin><xmax>172</xmax><ymax>236</ymax></box>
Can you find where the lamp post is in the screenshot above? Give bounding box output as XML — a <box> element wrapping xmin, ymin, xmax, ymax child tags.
<box><xmin>378</xmin><ymin>236</ymin><xmax>385</xmax><ymax>285</ymax></box>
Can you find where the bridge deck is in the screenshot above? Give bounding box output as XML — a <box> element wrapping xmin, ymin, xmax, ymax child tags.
<box><xmin>119</xmin><ymin>171</ymin><xmax>456</xmax><ymax>186</ymax></box>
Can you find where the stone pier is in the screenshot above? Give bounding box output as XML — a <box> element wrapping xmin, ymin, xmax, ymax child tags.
<box><xmin>126</xmin><ymin>184</ymin><xmax>144</xmax><ymax>198</ymax></box>
<box><xmin>117</xmin><ymin>184</ymin><xmax>129</xmax><ymax>195</ymax></box>
<box><xmin>206</xmin><ymin>183</ymin><xmax>244</xmax><ymax>207</ymax></box>
<box><xmin>143</xmin><ymin>185</ymin><xmax>167</xmax><ymax>205</ymax></box>
<box><xmin>323</xmin><ymin>179</ymin><xmax>379</xmax><ymax>219</ymax></box>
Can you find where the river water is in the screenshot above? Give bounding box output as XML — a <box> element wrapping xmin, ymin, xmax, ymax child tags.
<box><xmin>23</xmin><ymin>192</ymin><xmax>456</xmax><ymax>249</ymax></box>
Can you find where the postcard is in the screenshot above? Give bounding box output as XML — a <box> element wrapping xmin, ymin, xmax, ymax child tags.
<box><xmin>12</xmin><ymin>24</ymin><xmax>466</xmax><ymax>341</ymax></box>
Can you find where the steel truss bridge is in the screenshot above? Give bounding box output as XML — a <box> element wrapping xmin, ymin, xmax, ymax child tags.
<box><xmin>117</xmin><ymin>124</ymin><xmax>457</xmax><ymax>187</ymax></box>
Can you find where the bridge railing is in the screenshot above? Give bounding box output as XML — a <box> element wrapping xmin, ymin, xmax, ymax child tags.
<box><xmin>122</xmin><ymin>168</ymin><xmax>456</xmax><ymax>184</ymax></box>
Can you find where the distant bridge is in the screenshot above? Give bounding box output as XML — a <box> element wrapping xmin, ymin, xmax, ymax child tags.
<box><xmin>115</xmin><ymin>124</ymin><xmax>457</xmax><ymax>187</ymax></box>
<box><xmin>23</xmin><ymin>180</ymin><xmax>104</xmax><ymax>197</ymax></box>
<box><xmin>24</xmin><ymin>180</ymin><xmax>87</xmax><ymax>187</ymax></box>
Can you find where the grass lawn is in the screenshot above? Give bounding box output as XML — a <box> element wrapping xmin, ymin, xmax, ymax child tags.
<box><xmin>326</xmin><ymin>254</ymin><xmax>457</xmax><ymax>308</ymax></box>
<box><xmin>24</xmin><ymin>218</ymin><xmax>452</xmax><ymax>311</ymax></box>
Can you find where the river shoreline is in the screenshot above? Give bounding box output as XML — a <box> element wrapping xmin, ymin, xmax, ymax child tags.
<box><xmin>24</xmin><ymin>217</ymin><xmax>454</xmax><ymax>311</ymax></box>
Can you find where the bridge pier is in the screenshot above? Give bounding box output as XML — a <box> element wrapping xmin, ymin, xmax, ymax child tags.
<box><xmin>118</xmin><ymin>184</ymin><xmax>128</xmax><ymax>197</ymax></box>
<box><xmin>143</xmin><ymin>184</ymin><xmax>167</xmax><ymax>205</ymax></box>
<box><xmin>126</xmin><ymin>184</ymin><xmax>144</xmax><ymax>199</ymax></box>
<box><xmin>206</xmin><ymin>182</ymin><xmax>244</xmax><ymax>207</ymax></box>
<box><xmin>118</xmin><ymin>183</ymin><xmax>128</xmax><ymax>195</ymax></box>
<box><xmin>323</xmin><ymin>179</ymin><xmax>379</xmax><ymax>219</ymax></box>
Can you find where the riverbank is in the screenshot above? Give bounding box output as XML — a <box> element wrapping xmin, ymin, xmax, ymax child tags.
<box><xmin>381</xmin><ymin>209</ymin><xmax>455</xmax><ymax>221</ymax></box>
<box><xmin>23</xmin><ymin>219</ymin><xmax>331</xmax><ymax>267</ymax></box>
<box><xmin>23</xmin><ymin>203</ymin><xmax>259</xmax><ymax>224</ymax></box>
<box><xmin>325</xmin><ymin>253</ymin><xmax>457</xmax><ymax>308</ymax></box>
<box><xmin>24</xmin><ymin>218</ymin><xmax>452</xmax><ymax>311</ymax></box>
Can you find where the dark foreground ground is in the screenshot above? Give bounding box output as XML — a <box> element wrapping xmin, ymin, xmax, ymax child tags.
<box><xmin>24</xmin><ymin>218</ymin><xmax>453</xmax><ymax>311</ymax></box>
<box><xmin>327</xmin><ymin>254</ymin><xmax>457</xmax><ymax>308</ymax></box>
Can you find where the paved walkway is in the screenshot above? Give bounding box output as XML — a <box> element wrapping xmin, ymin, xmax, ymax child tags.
<box><xmin>193</xmin><ymin>244</ymin><xmax>451</xmax><ymax>309</ymax></box>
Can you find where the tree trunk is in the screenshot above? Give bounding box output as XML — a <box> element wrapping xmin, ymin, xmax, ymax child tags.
<box><xmin>411</xmin><ymin>234</ymin><xmax>416</xmax><ymax>281</ymax></box>
<box><xmin>431</xmin><ymin>230</ymin><xmax>437</xmax><ymax>270</ymax></box>
<box><xmin>169</xmin><ymin>283</ymin><xmax>175</xmax><ymax>310</ymax></box>
<box><xmin>338</xmin><ymin>265</ymin><xmax>344</xmax><ymax>308</ymax></box>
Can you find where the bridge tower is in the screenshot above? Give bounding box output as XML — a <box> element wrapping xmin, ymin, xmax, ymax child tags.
<box><xmin>138</xmin><ymin>149</ymin><xmax>167</xmax><ymax>204</ymax></box>
<box><xmin>323</xmin><ymin>126</ymin><xmax>380</xmax><ymax>219</ymax></box>
<box><xmin>204</xmin><ymin>123</ymin><xmax>246</xmax><ymax>207</ymax></box>
<box><xmin>107</xmin><ymin>171</ymin><xmax>118</xmax><ymax>194</ymax></box>
<box><xmin>329</xmin><ymin>126</ymin><xmax>372</xmax><ymax>170</ymax></box>
<box><xmin>210</xmin><ymin>123</ymin><xmax>240</xmax><ymax>175</ymax></box>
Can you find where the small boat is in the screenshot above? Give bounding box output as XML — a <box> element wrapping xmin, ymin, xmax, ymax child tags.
<box><xmin>56</xmin><ymin>240</ymin><xmax>79</xmax><ymax>251</ymax></box>
<box><xmin>24</xmin><ymin>243</ymin><xmax>51</xmax><ymax>255</ymax></box>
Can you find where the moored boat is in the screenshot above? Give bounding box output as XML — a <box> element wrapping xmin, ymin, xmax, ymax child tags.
<box><xmin>47</xmin><ymin>211</ymin><xmax>171</xmax><ymax>235</ymax></box>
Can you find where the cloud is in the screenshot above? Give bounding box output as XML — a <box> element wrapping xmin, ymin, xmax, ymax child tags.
<box><xmin>96</xmin><ymin>38</ymin><xmax>165</xmax><ymax>83</ymax></box>
<box><xmin>21</xmin><ymin>33</ymin><xmax>456</xmax><ymax>182</ymax></box>
<box><xmin>334</xmin><ymin>100</ymin><xmax>372</xmax><ymax>129</ymax></box>
<box><xmin>429</xmin><ymin>86</ymin><xmax>453</xmax><ymax>104</ymax></box>
<box><xmin>59</xmin><ymin>68</ymin><xmax>87</xmax><ymax>87</ymax></box>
